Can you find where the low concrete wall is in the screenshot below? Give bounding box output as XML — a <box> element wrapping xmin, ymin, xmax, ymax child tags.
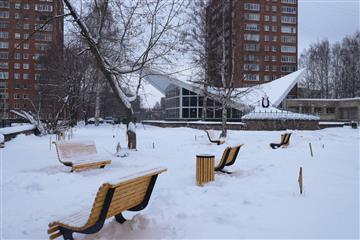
<box><xmin>243</xmin><ymin>119</ymin><xmax>319</xmax><ymax>130</ymax></box>
<box><xmin>142</xmin><ymin>121</ymin><xmax>246</xmax><ymax>130</ymax></box>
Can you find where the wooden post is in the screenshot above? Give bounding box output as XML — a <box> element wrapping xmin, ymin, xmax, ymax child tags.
<box><xmin>298</xmin><ymin>167</ymin><xmax>303</xmax><ymax>194</ymax></box>
<box><xmin>309</xmin><ymin>142</ymin><xmax>313</xmax><ymax>157</ymax></box>
<box><xmin>152</xmin><ymin>142</ymin><xmax>155</xmax><ymax>149</ymax></box>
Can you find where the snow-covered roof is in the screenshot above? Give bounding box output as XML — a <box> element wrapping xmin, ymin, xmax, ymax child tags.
<box><xmin>142</xmin><ymin>68</ymin><xmax>306</xmax><ymax>110</ymax></box>
<box><xmin>241</xmin><ymin>106</ymin><xmax>320</xmax><ymax>121</ymax></box>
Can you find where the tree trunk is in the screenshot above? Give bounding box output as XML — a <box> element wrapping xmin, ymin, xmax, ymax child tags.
<box><xmin>94</xmin><ymin>79</ymin><xmax>101</xmax><ymax>126</ymax></box>
<box><xmin>220</xmin><ymin>103</ymin><xmax>227</xmax><ymax>138</ymax></box>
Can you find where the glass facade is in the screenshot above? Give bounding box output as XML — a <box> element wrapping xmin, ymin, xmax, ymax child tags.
<box><xmin>164</xmin><ymin>84</ymin><xmax>244</xmax><ymax>121</ymax></box>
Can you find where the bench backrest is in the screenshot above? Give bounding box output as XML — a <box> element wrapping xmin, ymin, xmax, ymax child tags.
<box><xmin>281</xmin><ymin>133</ymin><xmax>291</xmax><ymax>145</ymax></box>
<box><xmin>55</xmin><ymin>140</ymin><xmax>97</xmax><ymax>160</ymax></box>
<box><xmin>216</xmin><ymin>145</ymin><xmax>243</xmax><ymax>170</ymax></box>
<box><xmin>205</xmin><ymin>130</ymin><xmax>218</xmax><ymax>140</ymax></box>
<box><xmin>85</xmin><ymin>168</ymin><xmax>167</xmax><ymax>226</ymax></box>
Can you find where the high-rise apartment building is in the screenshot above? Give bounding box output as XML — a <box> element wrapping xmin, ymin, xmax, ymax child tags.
<box><xmin>0</xmin><ymin>0</ymin><xmax>63</xmax><ymax>119</ymax></box>
<box><xmin>207</xmin><ymin>0</ymin><xmax>298</xmax><ymax>92</ymax></box>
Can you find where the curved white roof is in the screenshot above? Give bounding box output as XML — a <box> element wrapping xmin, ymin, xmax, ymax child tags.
<box><xmin>142</xmin><ymin>68</ymin><xmax>306</xmax><ymax>110</ymax></box>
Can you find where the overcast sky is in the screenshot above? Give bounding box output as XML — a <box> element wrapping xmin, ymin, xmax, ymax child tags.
<box><xmin>298</xmin><ymin>0</ymin><xmax>360</xmax><ymax>54</ymax></box>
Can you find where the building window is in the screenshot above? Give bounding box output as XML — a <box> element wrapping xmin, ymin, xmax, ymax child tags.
<box><xmin>281</xmin><ymin>0</ymin><xmax>296</xmax><ymax>4</ymax></box>
<box><xmin>272</xmin><ymin>35</ymin><xmax>277</xmax><ymax>42</ymax></box>
<box><xmin>14</xmin><ymin>63</ymin><xmax>20</xmax><ymax>69</ymax></box>
<box><xmin>0</xmin><ymin>11</ymin><xmax>9</xmax><ymax>18</ymax></box>
<box><xmin>23</xmin><ymin>3</ymin><xmax>30</xmax><ymax>9</ymax></box>
<box><xmin>281</xmin><ymin>55</ymin><xmax>296</xmax><ymax>63</ymax></box>
<box><xmin>35</xmin><ymin>23</ymin><xmax>53</xmax><ymax>31</ymax></box>
<box><xmin>23</xmin><ymin>13</ymin><xmax>29</xmax><ymax>19</ymax></box>
<box><xmin>243</xmin><ymin>63</ymin><xmax>260</xmax><ymax>71</ymax></box>
<box><xmin>0</xmin><ymin>41</ymin><xmax>7</xmax><ymax>48</ymax></box>
<box><xmin>23</xmin><ymin>53</ymin><xmax>29</xmax><ymax>59</ymax></box>
<box><xmin>264</xmin><ymin>55</ymin><xmax>270</xmax><ymax>61</ymax></box>
<box><xmin>14</xmin><ymin>52</ymin><xmax>21</xmax><ymax>59</ymax></box>
<box><xmin>15</xmin><ymin>12</ymin><xmax>20</xmax><ymax>19</ymax></box>
<box><xmin>244</xmin><ymin>13</ymin><xmax>260</xmax><ymax>21</ymax></box>
<box><xmin>271</xmin><ymin>16</ymin><xmax>277</xmax><ymax>22</ymax></box>
<box><xmin>0</xmin><ymin>61</ymin><xmax>7</xmax><ymax>69</ymax></box>
<box><xmin>264</xmin><ymin>35</ymin><xmax>269</xmax><ymax>41</ymax></box>
<box><xmin>264</xmin><ymin>25</ymin><xmax>270</xmax><ymax>31</ymax></box>
<box><xmin>272</xmin><ymin>65</ymin><xmax>277</xmax><ymax>72</ymax></box>
<box><xmin>272</xmin><ymin>46</ymin><xmax>277</xmax><ymax>52</ymax></box>
<box><xmin>264</xmin><ymin>15</ymin><xmax>270</xmax><ymax>21</ymax></box>
<box><xmin>15</xmin><ymin>3</ymin><xmax>21</xmax><ymax>9</ymax></box>
<box><xmin>0</xmin><ymin>31</ymin><xmax>7</xmax><ymax>38</ymax></box>
<box><xmin>35</xmin><ymin>4</ymin><xmax>53</xmax><ymax>12</ymax></box>
<box><xmin>244</xmin><ymin>3</ymin><xmax>260</xmax><ymax>11</ymax></box>
<box><xmin>0</xmin><ymin>71</ymin><xmax>8</xmax><ymax>79</ymax></box>
<box><xmin>244</xmin><ymin>54</ymin><xmax>260</xmax><ymax>62</ymax></box>
<box><xmin>271</xmin><ymin>55</ymin><xmax>277</xmax><ymax>62</ymax></box>
<box><xmin>281</xmin><ymin>16</ymin><xmax>296</xmax><ymax>24</ymax></box>
<box><xmin>264</xmin><ymin>75</ymin><xmax>270</xmax><ymax>81</ymax></box>
<box><xmin>23</xmin><ymin>63</ymin><xmax>29</xmax><ymax>70</ymax></box>
<box><xmin>13</xmin><ymin>93</ymin><xmax>20</xmax><ymax>99</ymax></box>
<box><xmin>282</xmin><ymin>6</ymin><xmax>296</xmax><ymax>14</ymax></box>
<box><xmin>14</xmin><ymin>73</ymin><xmax>20</xmax><ymax>79</ymax></box>
<box><xmin>272</xmin><ymin>5</ymin><xmax>277</xmax><ymax>12</ymax></box>
<box><xmin>264</xmin><ymin>45</ymin><xmax>270</xmax><ymax>51</ymax></box>
<box><xmin>244</xmin><ymin>43</ymin><xmax>259</xmax><ymax>51</ymax></box>
<box><xmin>14</xmin><ymin>32</ymin><xmax>21</xmax><ymax>39</ymax></box>
<box><xmin>0</xmin><ymin>51</ymin><xmax>7</xmax><ymax>59</ymax></box>
<box><xmin>281</xmin><ymin>45</ymin><xmax>296</xmax><ymax>53</ymax></box>
<box><xmin>23</xmin><ymin>73</ymin><xmax>29</xmax><ymax>80</ymax></box>
<box><xmin>265</xmin><ymin>65</ymin><xmax>270</xmax><ymax>71</ymax></box>
<box><xmin>23</xmin><ymin>94</ymin><xmax>28</xmax><ymax>99</ymax></box>
<box><xmin>23</xmin><ymin>43</ymin><xmax>29</xmax><ymax>49</ymax></box>
<box><xmin>0</xmin><ymin>21</ymin><xmax>8</xmax><ymax>28</ymax></box>
<box><xmin>281</xmin><ymin>65</ymin><xmax>297</xmax><ymax>72</ymax></box>
<box><xmin>35</xmin><ymin>43</ymin><xmax>49</xmax><ymax>51</ymax></box>
<box><xmin>281</xmin><ymin>35</ymin><xmax>296</xmax><ymax>43</ymax></box>
<box><xmin>245</xmin><ymin>23</ymin><xmax>260</xmax><ymax>31</ymax></box>
<box><xmin>244</xmin><ymin>74</ymin><xmax>259</xmax><ymax>81</ymax></box>
<box><xmin>23</xmin><ymin>23</ymin><xmax>30</xmax><ymax>30</ymax></box>
<box><xmin>35</xmin><ymin>32</ymin><xmax>52</xmax><ymax>41</ymax></box>
<box><xmin>0</xmin><ymin>1</ymin><xmax>10</xmax><ymax>8</ymax></box>
<box><xmin>326</xmin><ymin>107</ymin><xmax>335</xmax><ymax>114</ymax></box>
<box><xmin>272</xmin><ymin>26</ymin><xmax>277</xmax><ymax>32</ymax></box>
<box><xmin>281</xmin><ymin>26</ymin><xmax>297</xmax><ymax>33</ymax></box>
<box><xmin>244</xmin><ymin>33</ymin><xmax>260</xmax><ymax>42</ymax></box>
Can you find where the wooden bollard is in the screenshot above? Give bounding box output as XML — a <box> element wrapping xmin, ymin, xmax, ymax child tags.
<box><xmin>152</xmin><ymin>142</ymin><xmax>155</xmax><ymax>149</ymax></box>
<box><xmin>309</xmin><ymin>142</ymin><xmax>313</xmax><ymax>157</ymax></box>
<box><xmin>298</xmin><ymin>167</ymin><xmax>303</xmax><ymax>194</ymax></box>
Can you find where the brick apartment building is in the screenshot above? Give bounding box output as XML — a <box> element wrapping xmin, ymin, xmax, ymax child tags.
<box><xmin>206</xmin><ymin>0</ymin><xmax>298</xmax><ymax>94</ymax></box>
<box><xmin>0</xmin><ymin>0</ymin><xmax>63</xmax><ymax>119</ymax></box>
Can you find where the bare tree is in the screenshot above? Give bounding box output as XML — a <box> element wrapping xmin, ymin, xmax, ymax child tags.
<box><xmin>63</xmin><ymin>0</ymin><xmax>185</xmax><ymax>122</ymax></box>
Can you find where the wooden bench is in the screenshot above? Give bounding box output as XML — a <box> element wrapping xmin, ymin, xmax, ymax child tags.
<box><xmin>48</xmin><ymin>167</ymin><xmax>167</xmax><ymax>240</ymax></box>
<box><xmin>53</xmin><ymin>140</ymin><xmax>111</xmax><ymax>172</ymax></box>
<box><xmin>205</xmin><ymin>130</ymin><xmax>225</xmax><ymax>145</ymax></box>
<box><xmin>270</xmin><ymin>133</ymin><xmax>292</xmax><ymax>149</ymax></box>
<box><xmin>215</xmin><ymin>145</ymin><xmax>243</xmax><ymax>174</ymax></box>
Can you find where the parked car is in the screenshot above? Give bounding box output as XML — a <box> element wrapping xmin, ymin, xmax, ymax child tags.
<box><xmin>87</xmin><ymin>117</ymin><xmax>104</xmax><ymax>124</ymax></box>
<box><xmin>104</xmin><ymin>117</ymin><xmax>115</xmax><ymax>124</ymax></box>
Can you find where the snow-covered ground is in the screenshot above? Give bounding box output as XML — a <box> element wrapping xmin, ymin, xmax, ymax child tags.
<box><xmin>1</xmin><ymin>124</ymin><xmax>359</xmax><ymax>239</ymax></box>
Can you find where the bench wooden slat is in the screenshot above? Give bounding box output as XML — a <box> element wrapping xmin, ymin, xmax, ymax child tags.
<box><xmin>48</xmin><ymin>167</ymin><xmax>167</xmax><ymax>239</ymax></box>
<box><xmin>53</xmin><ymin>140</ymin><xmax>111</xmax><ymax>172</ymax></box>
<box><xmin>215</xmin><ymin>145</ymin><xmax>243</xmax><ymax>173</ymax></box>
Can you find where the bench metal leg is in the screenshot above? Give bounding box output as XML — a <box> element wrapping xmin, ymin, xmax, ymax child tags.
<box><xmin>115</xmin><ymin>213</ymin><xmax>127</xmax><ymax>223</ymax></box>
<box><xmin>60</xmin><ymin>228</ymin><xmax>74</xmax><ymax>240</ymax></box>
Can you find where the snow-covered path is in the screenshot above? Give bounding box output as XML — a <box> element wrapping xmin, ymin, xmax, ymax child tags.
<box><xmin>1</xmin><ymin>125</ymin><xmax>359</xmax><ymax>239</ymax></box>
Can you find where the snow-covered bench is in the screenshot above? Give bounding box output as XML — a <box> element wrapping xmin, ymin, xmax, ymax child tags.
<box><xmin>47</xmin><ymin>167</ymin><xmax>167</xmax><ymax>240</ymax></box>
<box><xmin>205</xmin><ymin>130</ymin><xmax>225</xmax><ymax>145</ymax></box>
<box><xmin>270</xmin><ymin>133</ymin><xmax>292</xmax><ymax>149</ymax></box>
<box><xmin>53</xmin><ymin>140</ymin><xmax>111</xmax><ymax>172</ymax></box>
<box><xmin>215</xmin><ymin>145</ymin><xmax>243</xmax><ymax>174</ymax></box>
